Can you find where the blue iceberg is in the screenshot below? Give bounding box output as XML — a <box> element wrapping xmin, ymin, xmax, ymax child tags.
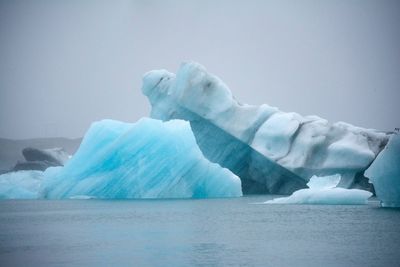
<box><xmin>40</xmin><ymin>118</ymin><xmax>242</xmax><ymax>199</ymax></box>
<box><xmin>265</xmin><ymin>174</ymin><xmax>372</xmax><ymax>205</ymax></box>
<box><xmin>365</xmin><ymin>134</ymin><xmax>400</xmax><ymax>207</ymax></box>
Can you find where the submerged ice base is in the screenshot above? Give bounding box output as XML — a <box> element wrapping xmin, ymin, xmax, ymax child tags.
<box><xmin>40</xmin><ymin>118</ymin><xmax>242</xmax><ymax>199</ymax></box>
<box><xmin>265</xmin><ymin>174</ymin><xmax>372</xmax><ymax>205</ymax></box>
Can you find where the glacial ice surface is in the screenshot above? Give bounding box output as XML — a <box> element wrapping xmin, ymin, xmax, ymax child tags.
<box><xmin>0</xmin><ymin>170</ymin><xmax>43</xmax><ymax>199</ymax></box>
<box><xmin>142</xmin><ymin>62</ymin><xmax>389</xmax><ymax>193</ymax></box>
<box><xmin>365</xmin><ymin>134</ymin><xmax>400</xmax><ymax>207</ymax></box>
<box><xmin>265</xmin><ymin>174</ymin><xmax>372</xmax><ymax>205</ymax></box>
<box><xmin>40</xmin><ymin>118</ymin><xmax>242</xmax><ymax>199</ymax></box>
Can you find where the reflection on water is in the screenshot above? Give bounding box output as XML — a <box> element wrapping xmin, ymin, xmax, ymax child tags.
<box><xmin>0</xmin><ymin>196</ymin><xmax>399</xmax><ymax>267</ymax></box>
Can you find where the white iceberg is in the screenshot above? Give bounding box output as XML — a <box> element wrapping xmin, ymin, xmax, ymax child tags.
<box><xmin>142</xmin><ymin>62</ymin><xmax>389</xmax><ymax>194</ymax></box>
<box><xmin>365</xmin><ymin>134</ymin><xmax>400</xmax><ymax>207</ymax></box>
<box><xmin>39</xmin><ymin>118</ymin><xmax>242</xmax><ymax>199</ymax></box>
<box><xmin>265</xmin><ymin>174</ymin><xmax>372</xmax><ymax>205</ymax></box>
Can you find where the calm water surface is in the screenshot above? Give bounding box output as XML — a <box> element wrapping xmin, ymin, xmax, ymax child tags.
<box><xmin>0</xmin><ymin>196</ymin><xmax>399</xmax><ymax>267</ymax></box>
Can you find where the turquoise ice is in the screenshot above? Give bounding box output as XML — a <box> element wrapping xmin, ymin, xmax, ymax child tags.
<box><xmin>39</xmin><ymin>118</ymin><xmax>242</xmax><ymax>199</ymax></box>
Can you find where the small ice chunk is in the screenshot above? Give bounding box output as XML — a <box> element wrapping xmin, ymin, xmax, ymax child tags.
<box><xmin>306</xmin><ymin>174</ymin><xmax>341</xmax><ymax>189</ymax></box>
<box><xmin>265</xmin><ymin>174</ymin><xmax>372</xmax><ymax>205</ymax></box>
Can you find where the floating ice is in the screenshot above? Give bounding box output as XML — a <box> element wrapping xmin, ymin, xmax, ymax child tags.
<box><xmin>11</xmin><ymin>147</ymin><xmax>70</xmax><ymax>172</ymax></box>
<box><xmin>22</xmin><ymin>147</ymin><xmax>70</xmax><ymax>165</ymax></box>
<box><xmin>142</xmin><ymin>62</ymin><xmax>389</xmax><ymax>193</ymax></box>
<box><xmin>40</xmin><ymin>118</ymin><xmax>242</xmax><ymax>199</ymax></box>
<box><xmin>264</xmin><ymin>174</ymin><xmax>372</xmax><ymax>205</ymax></box>
<box><xmin>0</xmin><ymin>170</ymin><xmax>43</xmax><ymax>199</ymax></box>
<box><xmin>365</xmin><ymin>134</ymin><xmax>400</xmax><ymax>207</ymax></box>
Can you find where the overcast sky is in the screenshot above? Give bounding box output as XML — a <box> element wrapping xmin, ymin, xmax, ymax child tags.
<box><xmin>0</xmin><ymin>0</ymin><xmax>399</xmax><ymax>139</ymax></box>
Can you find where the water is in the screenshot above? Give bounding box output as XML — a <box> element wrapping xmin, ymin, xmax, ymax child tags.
<box><xmin>0</xmin><ymin>196</ymin><xmax>399</xmax><ymax>267</ymax></box>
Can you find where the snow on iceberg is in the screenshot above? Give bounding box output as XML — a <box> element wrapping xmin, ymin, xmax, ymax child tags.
<box><xmin>365</xmin><ymin>134</ymin><xmax>400</xmax><ymax>207</ymax></box>
<box><xmin>265</xmin><ymin>174</ymin><xmax>372</xmax><ymax>205</ymax></box>
<box><xmin>40</xmin><ymin>118</ymin><xmax>242</xmax><ymax>199</ymax></box>
<box><xmin>0</xmin><ymin>170</ymin><xmax>43</xmax><ymax>199</ymax></box>
<box><xmin>142</xmin><ymin>62</ymin><xmax>389</xmax><ymax>194</ymax></box>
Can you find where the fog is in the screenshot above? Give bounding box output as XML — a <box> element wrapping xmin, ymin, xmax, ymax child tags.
<box><xmin>0</xmin><ymin>0</ymin><xmax>399</xmax><ymax>139</ymax></box>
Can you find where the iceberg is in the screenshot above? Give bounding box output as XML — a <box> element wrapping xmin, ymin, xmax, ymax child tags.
<box><xmin>40</xmin><ymin>118</ymin><xmax>242</xmax><ymax>199</ymax></box>
<box><xmin>22</xmin><ymin>147</ymin><xmax>70</xmax><ymax>165</ymax></box>
<box><xmin>142</xmin><ymin>62</ymin><xmax>389</xmax><ymax>194</ymax></box>
<box><xmin>265</xmin><ymin>174</ymin><xmax>372</xmax><ymax>205</ymax></box>
<box><xmin>365</xmin><ymin>134</ymin><xmax>400</xmax><ymax>207</ymax></box>
<box><xmin>0</xmin><ymin>170</ymin><xmax>43</xmax><ymax>199</ymax></box>
<box><xmin>12</xmin><ymin>147</ymin><xmax>70</xmax><ymax>172</ymax></box>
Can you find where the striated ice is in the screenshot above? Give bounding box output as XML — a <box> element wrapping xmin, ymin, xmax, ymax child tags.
<box><xmin>40</xmin><ymin>118</ymin><xmax>242</xmax><ymax>199</ymax></box>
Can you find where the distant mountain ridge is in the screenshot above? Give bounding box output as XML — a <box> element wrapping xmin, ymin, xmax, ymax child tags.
<box><xmin>0</xmin><ymin>137</ymin><xmax>82</xmax><ymax>172</ymax></box>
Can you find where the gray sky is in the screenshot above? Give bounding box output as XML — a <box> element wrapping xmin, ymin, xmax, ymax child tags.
<box><xmin>0</xmin><ymin>0</ymin><xmax>399</xmax><ymax>139</ymax></box>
